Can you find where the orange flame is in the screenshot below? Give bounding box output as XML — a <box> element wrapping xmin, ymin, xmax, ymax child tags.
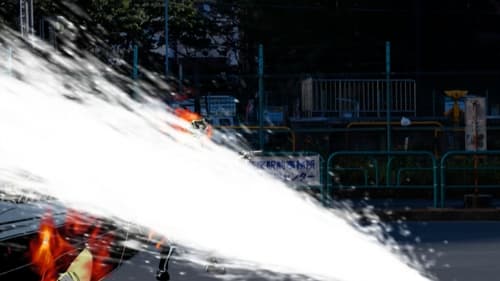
<box><xmin>173</xmin><ymin>108</ymin><xmax>213</xmax><ymax>138</ymax></box>
<box><xmin>64</xmin><ymin>209</ymin><xmax>93</xmax><ymax>236</ymax></box>
<box><xmin>155</xmin><ymin>237</ymin><xmax>166</xmax><ymax>250</ymax></box>
<box><xmin>174</xmin><ymin>108</ymin><xmax>203</xmax><ymax>123</ymax></box>
<box><xmin>29</xmin><ymin>213</ymin><xmax>75</xmax><ymax>281</ymax></box>
<box><xmin>147</xmin><ymin>230</ymin><xmax>168</xmax><ymax>250</ymax></box>
<box><xmin>88</xmin><ymin>224</ymin><xmax>114</xmax><ymax>281</ymax></box>
<box><xmin>29</xmin><ymin>211</ymin><xmax>116</xmax><ymax>281</ymax></box>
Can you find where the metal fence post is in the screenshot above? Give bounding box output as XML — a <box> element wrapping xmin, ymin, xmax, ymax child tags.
<box><xmin>258</xmin><ymin>44</ymin><xmax>264</xmax><ymax>151</ymax></box>
<box><xmin>386</xmin><ymin>41</ymin><xmax>392</xmax><ymax>152</ymax></box>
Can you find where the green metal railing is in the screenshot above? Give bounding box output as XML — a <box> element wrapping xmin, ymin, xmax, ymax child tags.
<box><xmin>327</xmin><ymin>151</ymin><xmax>438</xmax><ymax>207</ymax></box>
<box><xmin>440</xmin><ymin>150</ymin><xmax>500</xmax><ymax>207</ymax></box>
<box><xmin>254</xmin><ymin>149</ymin><xmax>500</xmax><ymax>209</ymax></box>
<box><xmin>396</xmin><ymin>167</ymin><xmax>434</xmax><ymax>187</ymax></box>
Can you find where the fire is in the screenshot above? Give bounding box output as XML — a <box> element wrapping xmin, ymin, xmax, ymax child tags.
<box><xmin>173</xmin><ymin>107</ymin><xmax>213</xmax><ymax>138</ymax></box>
<box><xmin>174</xmin><ymin>107</ymin><xmax>203</xmax><ymax>123</ymax></box>
<box><xmin>87</xmin><ymin>224</ymin><xmax>114</xmax><ymax>281</ymax></box>
<box><xmin>29</xmin><ymin>211</ymin><xmax>116</xmax><ymax>281</ymax></box>
<box><xmin>64</xmin><ymin>209</ymin><xmax>93</xmax><ymax>236</ymax></box>
<box><xmin>147</xmin><ymin>230</ymin><xmax>168</xmax><ymax>250</ymax></box>
<box><xmin>29</xmin><ymin>213</ymin><xmax>75</xmax><ymax>281</ymax></box>
<box><xmin>155</xmin><ymin>237</ymin><xmax>166</xmax><ymax>250</ymax></box>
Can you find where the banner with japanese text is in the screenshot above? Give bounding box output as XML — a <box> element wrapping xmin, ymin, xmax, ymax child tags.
<box><xmin>249</xmin><ymin>155</ymin><xmax>321</xmax><ymax>186</ymax></box>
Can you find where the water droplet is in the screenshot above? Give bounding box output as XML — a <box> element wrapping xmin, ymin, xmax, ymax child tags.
<box><xmin>400</xmin><ymin>229</ymin><xmax>411</xmax><ymax>237</ymax></box>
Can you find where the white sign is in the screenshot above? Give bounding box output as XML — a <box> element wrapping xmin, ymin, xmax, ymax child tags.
<box><xmin>249</xmin><ymin>155</ymin><xmax>321</xmax><ymax>186</ymax></box>
<box><xmin>465</xmin><ymin>97</ymin><xmax>487</xmax><ymax>151</ymax></box>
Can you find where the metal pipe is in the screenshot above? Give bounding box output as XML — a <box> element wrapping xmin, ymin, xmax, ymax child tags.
<box><xmin>346</xmin><ymin>121</ymin><xmax>444</xmax><ymax>129</ymax></box>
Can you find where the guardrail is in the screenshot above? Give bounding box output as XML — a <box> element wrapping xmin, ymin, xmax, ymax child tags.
<box><xmin>253</xmin><ymin>149</ymin><xmax>500</xmax><ymax>209</ymax></box>
<box><xmin>440</xmin><ymin>150</ymin><xmax>500</xmax><ymax>207</ymax></box>
<box><xmin>326</xmin><ymin>151</ymin><xmax>438</xmax><ymax>207</ymax></box>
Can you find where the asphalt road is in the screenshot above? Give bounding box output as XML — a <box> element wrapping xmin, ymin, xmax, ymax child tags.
<box><xmin>105</xmin><ymin>221</ymin><xmax>500</xmax><ymax>281</ymax></box>
<box><xmin>105</xmin><ymin>244</ymin><xmax>314</xmax><ymax>281</ymax></box>
<box><xmin>392</xmin><ymin>221</ymin><xmax>500</xmax><ymax>281</ymax></box>
<box><xmin>3</xmin><ymin>198</ymin><xmax>500</xmax><ymax>281</ymax></box>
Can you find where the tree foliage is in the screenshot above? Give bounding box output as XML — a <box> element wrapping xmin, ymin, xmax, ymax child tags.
<box><xmin>4</xmin><ymin>0</ymin><xmax>500</xmax><ymax>76</ymax></box>
<box><xmin>1</xmin><ymin>0</ymin><xmax>233</xmax><ymax>71</ymax></box>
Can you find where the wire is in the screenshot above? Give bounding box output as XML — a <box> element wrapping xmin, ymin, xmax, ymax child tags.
<box><xmin>116</xmin><ymin>222</ymin><xmax>130</xmax><ymax>269</ymax></box>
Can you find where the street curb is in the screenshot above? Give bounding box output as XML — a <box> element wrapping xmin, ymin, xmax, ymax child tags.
<box><xmin>371</xmin><ymin>208</ymin><xmax>500</xmax><ymax>221</ymax></box>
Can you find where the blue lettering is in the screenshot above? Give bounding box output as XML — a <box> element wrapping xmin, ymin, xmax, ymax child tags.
<box><xmin>306</xmin><ymin>160</ymin><xmax>315</xmax><ymax>169</ymax></box>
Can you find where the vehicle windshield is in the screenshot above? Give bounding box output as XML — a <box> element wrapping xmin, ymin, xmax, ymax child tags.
<box><xmin>2</xmin><ymin>1</ymin><xmax>500</xmax><ymax>281</ymax></box>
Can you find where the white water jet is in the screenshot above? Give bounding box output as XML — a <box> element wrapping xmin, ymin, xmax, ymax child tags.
<box><xmin>0</xmin><ymin>30</ymin><xmax>431</xmax><ymax>281</ymax></box>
